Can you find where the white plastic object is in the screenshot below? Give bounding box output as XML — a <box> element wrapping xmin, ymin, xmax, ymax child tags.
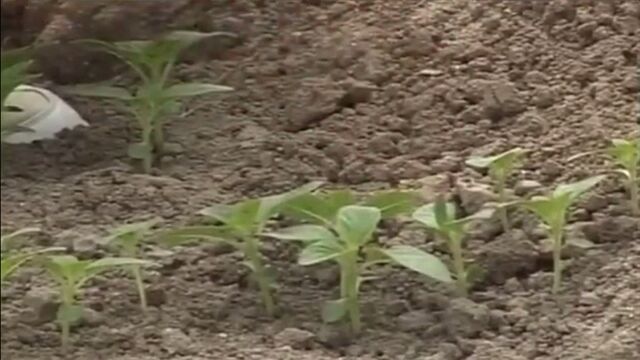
<box><xmin>2</xmin><ymin>85</ymin><xmax>89</xmax><ymax>144</ymax></box>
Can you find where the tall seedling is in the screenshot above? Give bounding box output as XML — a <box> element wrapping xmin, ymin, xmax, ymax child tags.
<box><xmin>159</xmin><ymin>182</ymin><xmax>322</xmax><ymax>316</ymax></box>
<box><xmin>106</xmin><ymin>218</ymin><xmax>161</xmax><ymax>314</ymax></box>
<box><xmin>518</xmin><ymin>176</ymin><xmax>605</xmax><ymax>294</ymax></box>
<box><xmin>266</xmin><ymin>204</ymin><xmax>451</xmax><ymax>334</ymax></box>
<box><xmin>66</xmin><ymin>31</ymin><xmax>236</xmax><ymax>172</ymax></box>
<box><xmin>412</xmin><ymin>198</ymin><xmax>493</xmax><ymax>296</ymax></box>
<box><xmin>42</xmin><ymin>255</ymin><xmax>152</xmax><ymax>350</ymax></box>
<box><xmin>466</xmin><ymin>148</ymin><xmax>527</xmax><ymax>231</ymax></box>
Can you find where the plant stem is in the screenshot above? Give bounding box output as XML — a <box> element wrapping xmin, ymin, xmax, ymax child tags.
<box><xmin>244</xmin><ymin>237</ymin><xmax>274</xmax><ymax>316</ymax></box>
<box><xmin>449</xmin><ymin>233</ymin><xmax>468</xmax><ymax>297</ymax></box>
<box><xmin>132</xmin><ymin>266</ymin><xmax>148</xmax><ymax>314</ymax></box>
<box><xmin>152</xmin><ymin>120</ymin><xmax>164</xmax><ymax>159</ymax></box>
<box><xmin>497</xmin><ymin>178</ymin><xmax>510</xmax><ymax>232</ymax></box>
<box><xmin>342</xmin><ymin>251</ymin><xmax>361</xmax><ymax>334</ymax></box>
<box><xmin>60</xmin><ymin>285</ymin><xmax>74</xmax><ymax>352</ymax></box>
<box><xmin>551</xmin><ymin>224</ymin><xmax>564</xmax><ymax>295</ymax></box>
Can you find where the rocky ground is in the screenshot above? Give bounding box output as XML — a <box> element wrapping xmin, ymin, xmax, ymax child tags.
<box><xmin>1</xmin><ymin>0</ymin><xmax>639</xmax><ymax>359</ymax></box>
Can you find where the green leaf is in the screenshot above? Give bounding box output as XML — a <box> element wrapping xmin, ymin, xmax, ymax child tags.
<box><xmin>412</xmin><ymin>202</ymin><xmax>456</xmax><ymax>230</ymax></box>
<box><xmin>86</xmin><ymin>257</ymin><xmax>152</xmax><ymax>271</ymax></box>
<box><xmin>299</xmin><ymin>239</ymin><xmax>345</xmax><ymax>266</ymax></box>
<box><xmin>381</xmin><ymin>245</ymin><xmax>452</xmax><ymax>283</ymax></box>
<box><xmin>263</xmin><ymin>225</ymin><xmax>336</xmax><ymax>243</ymax></box>
<box><xmin>553</xmin><ymin>176</ymin><xmax>606</xmax><ymax>202</ymax></box>
<box><xmin>1</xmin><ymin>227</ymin><xmax>40</xmax><ymax>251</ymax></box>
<box><xmin>521</xmin><ymin>196</ymin><xmax>569</xmax><ymax>228</ymax></box>
<box><xmin>321</xmin><ymin>298</ymin><xmax>347</xmax><ymax>323</ymax></box>
<box><xmin>61</xmin><ymin>84</ymin><xmax>133</xmax><ymax>100</ymax></box>
<box><xmin>256</xmin><ymin>181</ymin><xmax>323</xmax><ymax>224</ymax></box>
<box><xmin>163</xmin><ymin>83</ymin><xmax>233</xmax><ymax>98</ymax></box>
<box><xmin>608</xmin><ymin>138</ymin><xmax>639</xmax><ymax>170</ymax></box>
<box><xmin>335</xmin><ymin>205</ymin><xmax>381</xmax><ymax>247</ymax></box>
<box><xmin>198</xmin><ymin>203</ymin><xmax>234</xmax><ymax>224</ymax></box>
<box><xmin>1</xmin><ymin>247</ymin><xmax>63</xmax><ymax>283</ymax></box>
<box><xmin>363</xmin><ymin>191</ymin><xmax>420</xmax><ymax>218</ymax></box>
<box><xmin>108</xmin><ymin>218</ymin><xmax>161</xmax><ymax>239</ymax></box>
<box><xmin>466</xmin><ymin>147</ymin><xmax>526</xmax><ymax>169</ymax></box>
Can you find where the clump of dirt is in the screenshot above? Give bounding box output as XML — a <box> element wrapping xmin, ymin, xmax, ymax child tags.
<box><xmin>1</xmin><ymin>0</ymin><xmax>639</xmax><ymax>359</ymax></box>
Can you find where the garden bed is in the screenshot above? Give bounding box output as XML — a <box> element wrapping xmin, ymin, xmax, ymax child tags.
<box><xmin>1</xmin><ymin>0</ymin><xmax>638</xmax><ymax>359</ymax></box>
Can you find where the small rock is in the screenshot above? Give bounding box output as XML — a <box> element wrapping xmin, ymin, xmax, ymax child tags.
<box><xmin>503</xmin><ymin>278</ymin><xmax>523</xmax><ymax>294</ymax></box>
<box><xmin>582</xmin><ymin>194</ymin><xmax>609</xmax><ymax>212</ymax></box>
<box><xmin>475</xmin><ymin>230</ymin><xmax>540</xmax><ymax>284</ymax></box>
<box><xmin>397</xmin><ymin>310</ymin><xmax>434</xmax><ymax>332</ymax></box>
<box><xmin>314</xmin><ymin>266</ymin><xmax>340</xmax><ymax>289</ymax></box>
<box><xmin>163</xmin><ymin>142</ymin><xmax>185</xmax><ymax>155</ymax></box>
<box><xmin>578</xmin><ymin>291</ymin><xmax>601</xmax><ymax>306</ymax></box>
<box><xmin>145</xmin><ymin>286</ymin><xmax>167</xmax><ymax>307</ymax></box>
<box><xmin>339</xmin><ymin>79</ymin><xmax>377</xmax><ymax>107</ymax></box>
<box><xmin>514</xmin><ymin>180</ymin><xmax>543</xmax><ymax>196</ymax></box>
<box><xmin>444</xmin><ymin>298</ymin><xmax>491</xmax><ymax>338</ymax></box>
<box><xmin>482</xmin><ymin>81</ymin><xmax>526</xmax><ymax>121</ymax></box>
<box><xmin>274</xmin><ymin>327</ymin><xmax>315</xmax><ymax>350</ymax></box>
<box><xmin>81</xmin><ymin>308</ymin><xmax>105</xmax><ymax>327</ymax></box>
<box><xmin>316</xmin><ymin>325</ymin><xmax>352</xmax><ymax>348</ymax></box>
<box><xmin>456</xmin><ymin>181</ymin><xmax>497</xmax><ymax>214</ymax></box>
<box><xmin>161</xmin><ymin>328</ymin><xmax>196</xmax><ymax>355</ymax></box>
<box><xmin>22</xmin><ymin>287</ymin><xmax>60</xmax><ymax>325</ymax></box>
<box><xmin>439</xmin><ymin>342</ymin><xmax>463</xmax><ymax>360</ymax></box>
<box><xmin>532</xmin><ymin>86</ymin><xmax>557</xmax><ymax>108</ymax></box>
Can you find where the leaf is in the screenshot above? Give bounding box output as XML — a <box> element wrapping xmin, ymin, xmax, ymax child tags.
<box><xmin>163</xmin><ymin>83</ymin><xmax>233</xmax><ymax>98</ymax></box>
<box><xmin>553</xmin><ymin>176</ymin><xmax>606</xmax><ymax>202</ymax></box>
<box><xmin>412</xmin><ymin>202</ymin><xmax>456</xmax><ymax>230</ymax></box>
<box><xmin>612</xmin><ymin>169</ymin><xmax>632</xmax><ymax>180</ymax></box>
<box><xmin>363</xmin><ymin>191</ymin><xmax>420</xmax><ymax>218</ymax></box>
<box><xmin>127</xmin><ymin>142</ymin><xmax>152</xmax><ymax>160</ymax></box>
<box><xmin>466</xmin><ymin>148</ymin><xmax>526</xmax><ymax>169</ymax></box>
<box><xmin>1</xmin><ymin>227</ymin><xmax>40</xmax><ymax>251</ymax></box>
<box><xmin>108</xmin><ymin>218</ymin><xmax>161</xmax><ymax>239</ymax></box>
<box><xmin>61</xmin><ymin>84</ymin><xmax>133</xmax><ymax>100</ymax></box>
<box><xmin>298</xmin><ymin>239</ymin><xmax>345</xmax><ymax>266</ymax></box>
<box><xmin>0</xmin><ymin>247</ymin><xmax>63</xmax><ymax>283</ymax></box>
<box><xmin>156</xmin><ymin>226</ymin><xmax>236</xmax><ymax>247</ymax></box>
<box><xmin>565</xmin><ymin>237</ymin><xmax>597</xmax><ymax>249</ymax></box>
<box><xmin>521</xmin><ymin>196</ymin><xmax>569</xmax><ymax>228</ymax></box>
<box><xmin>198</xmin><ymin>203</ymin><xmax>234</xmax><ymax>224</ymax></box>
<box><xmin>321</xmin><ymin>298</ymin><xmax>348</xmax><ymax>323</ymax></box>
<box><xmin>226</xmin><ymin>199</ymin><xmax>261</xmax><ymax>234</ymax></box>
<box><xmin>86</xmin><ymin>257</ymin><xmax>152</xmax><ymax>271</ymax></box>
<box><xmin>263</xmin><ymin>225</ymin><xmax>336</xmax><ymax>243</ymax></box>
<box><xmin>335</xmin><ymin>206</ymin><xmax>381</xmax><ymax>247</ymax></box>
<box><xmin>256</xmin><ymin>181</ymin><xmax>323</xmax><ymax>224</ymax></box>
<box><xmin>381</xmin><ymin>245</ymin><xmax>452</xmax><ymax>283</ymax></box>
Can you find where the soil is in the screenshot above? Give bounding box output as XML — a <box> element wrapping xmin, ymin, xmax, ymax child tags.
<box><xmin>1</xmin><ymin>0</ymin><xmax>639</xmax><ymax>359</ymax></box>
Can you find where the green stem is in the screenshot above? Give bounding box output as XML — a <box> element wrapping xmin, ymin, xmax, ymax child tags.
<box><xmin>132</xmin><ymin>266</ymin><xmax>148</xmax><ymax>314</ymax></box>
<box><xmin>60</xmin><ymin>285</ymin><xmax>74</xmax><ymax>352</ymax></box>
<box><xmin>628</xmin><ymin>169</ymin><xmax>639</xmax><ymax>216</ymax></box>
<box><xmin>152</xmin><ymin>120</ymin><xmax>164</xmax><ymax>159</ymax></box>
<box><xmin>551</xmin><ymin>224</ymin><xmax>564</xmax><ymax>295</ymax></box>
<box><xmin>497</xmin><ymin>179</ymin><xmax>510</xmax><ymax>232</ymax></box>
<box><xmin>342</xmin><ymin>251</ymin><xmax>361</xmax><ymax>334</ymax></box>
<box><xmin>141</xmin><ymin>127</ymin><xmax>153</xmax><ymax>174</ymax></box>
<box><xmin>449</xmin><ymin>233</ymin><xmax>468</xmax><ymax>297</ymax></box>
<box><xmin>244</xmin><ymin>237</ymin><xmax>274</xmax><ymax>316</ymax></box>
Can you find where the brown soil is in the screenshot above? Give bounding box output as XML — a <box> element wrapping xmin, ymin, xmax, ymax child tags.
<box><xmin>1</xmin><ymin>0</ymin><xmax>639</xmax><ymax>359</ymax></box>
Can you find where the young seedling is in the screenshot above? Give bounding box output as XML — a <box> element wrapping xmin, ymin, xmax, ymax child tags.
<box><xmin>412</xmin><ymin>198</ymin><xmax>493</xmax><ymax>296</ymax></box>
<box><xmin>1</xmin><ymin>227</ymin><xmax>63</xmax><ymax>285</ymax></box>
<box><xmin>266</xmin><ymin>204</ymin><xmax>451</xmax><ymax>334</ymax></box>
<box><xmin>42</xmin><ymin>255</ymin><xmax>152</xmax><ymax>350</ymax></box>
<box><xmin>607</xmin><ymin>138</ymin><xmax>639</xmax><ymax>216</ymax></box>
<box><xmin>106</xmin><ymin>218</ymin><xmax>161</xmax><ymax>314</ymax></box>
<box><xmin>65</xmin><ymin>31</ymin><xmax>236</xmax><ymax>172</ymax></box>
<box><xmin>518</xmin><ymin>176</ymin><xmax>605</xmax><ymax>294</ymax></box>
<box><xmin>158</xmin><ymin>182</ymin><xmax>322</xmax><ymax>316</ymax></box>
<box><xmin>466</xmin><ymin>148</ymin><xmax>527</xmax><ymax>231</ymax></box>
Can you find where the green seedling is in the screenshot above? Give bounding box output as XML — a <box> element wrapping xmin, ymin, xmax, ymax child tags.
<box><xmin>282</xmin><ymin>188</ymin><xmax>421</xmax><ymax>225</ymax></box>
<box><xmin>1</xmin><ymin>47</ymin><xmax>36</xmax><ymax>142</ymax></box>
<box><xmin>1</xmin><ymin>227</ymin><xmax>63</xmax><ymax>285</ymax></box>
<box><xmin>266</xmin><ymin>204</ymin><xmax>451</xmax><ymax>334</ymax></box>
<box><xmin>412</xmin><ymin>198</ymin><xmax>493</xmax><ymax>296</ymax></box>
<box><xmin>42</xmin><ymin>255</ymin><xmax>152</xmax><ymax>350</ymax></box>
<box><xmin>466</xmin><ymin>148</ymin><xmax>527</xmax><ymax>231</ymax></box>
<box><xmin>106</xmin><ymin>218</ymin><xmax>161</xmax><ymax>314</ymax></box>
<box><xmin>518</xmin><ymin>176</ymin><xmax>605</xmax><ymax>294</ymax></box>
<box><xmin>607</xmin><ymin>138</ymin><xmax>639</xmax><ymax>216</ymax></box>
<box><xmin>65</xmin><ymin>31</ymin><xmax>236</xmax><ymax>172</ymax></box>
<box><xmin>158</xmin><ymin>182</ymin><xmax>322</xmax><ymax>316</ymax></box>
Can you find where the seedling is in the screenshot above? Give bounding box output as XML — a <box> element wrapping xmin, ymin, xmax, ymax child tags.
<box><xmin>607</xmin><ymin>138</ymin><xmax>639</xmax><ymax>216</ymax></box>
<box><xmin>266</xmin><ymin>204</ymin><xmax>451</xmax><ymax>334</ymax></box>
<box><xmin>412</xmin><ymin>198</ymin><xmax>493</xmax><ymax>296</ymax></box>
<box><xmin>1</xmin><ymin>227</ymin><xmax>62</xmax><ymax>285</ymax></box>
<box><xmin>106</xmin><ymin>218</ymin><xmax>161</xmax><ymax>314</ymax></box>
<box><xmin>518</xmin><ymin>176</ymin><xmax>605</xmax><ymax>294</ymax></box>
<box><xmin>65</xmin><ymin>31</ymin><xmax>236</xmax><ymax>172</ymax></box>
<box><xmin>159</xmin><ymin>182</ymin><xmax>322</xmax><ymax>316</ymax></box>
<box><xmin>42</xmin><ymin>255</ymin><xmax>152</xmax><ymax>350</ymax></box>
<box><xmin>466</xmin><ymin>148</ymin><xmax>527</xmax><ymax>231</ymax></box>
